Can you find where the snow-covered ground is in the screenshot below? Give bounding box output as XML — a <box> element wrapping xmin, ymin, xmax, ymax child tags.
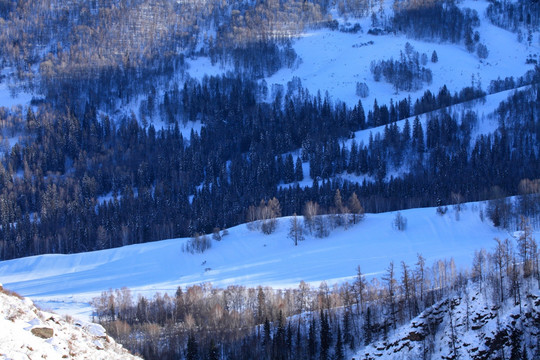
<box><xmin>1</xmin><ymin>203</ymin><xmax>535</xmax><ymax>321</ymax></box>
<box><xmin>0</xmin><ymin>285</ymin><xmax>140</xmax><ymax>359</ymax></box>
<box><xmin>0</xmin><ymin>76</ymin><xmax>33</xmax><ymax>109</ymax></box>
<box><xmin>266</xmin><ymin>0</ymin><xmax>538</xmax><ymax>107</ymax></box>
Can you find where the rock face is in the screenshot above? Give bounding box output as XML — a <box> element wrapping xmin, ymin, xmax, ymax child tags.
<box><xmin>0</xmin><ymin>288</ymin><xmax>141</xmax><ymax>360</ymax></box>
<box><xmin>355</xmin><ymin>286</ymin><xmax>540</xmax><ymax>360</ymax></box>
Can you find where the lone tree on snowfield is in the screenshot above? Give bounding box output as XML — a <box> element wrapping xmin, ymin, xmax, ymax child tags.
<box><xmin>288</xmin><ymin>213</ymin><xmax>304</xmax><ymax>246</ymax></box>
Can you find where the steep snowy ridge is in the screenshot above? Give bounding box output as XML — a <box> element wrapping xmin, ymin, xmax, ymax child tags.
<box><xmin>355</xmin><ymin>285</ymin><xmax>540</xmax><ymax>359</ymax></box>
<box><xmin>0</xmin><ymin>284</ymin><xmax>141</xmax><ymax>360</ymax></box>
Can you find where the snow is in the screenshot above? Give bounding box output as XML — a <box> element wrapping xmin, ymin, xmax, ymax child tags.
<box><xmin>265</xmin><ymin>0</ymin><xmax>538</xmax><ymax>107</ymax></box>
<box><xmin>1</xmin><ymin>203</ymin><xmax>536</xmax><ymax>322</ymax></box>
<box><xmin>0</xmin><ymin>288</ymin><xmax>140</xmax><ymax>359</ymax></box>
<box><xmin>0</xmin><ymin>79</ymin><xmax>33</xmax><ymax>109</ymax></box>
<box><xmin>186</xmin><ymin>56</ymin><xmax>231</xmax><ymax>81</ymax></box>
<box><xmin>354</xmin><ymin>281</ymin><xmax>540</xmax><ymax>359</ymax></box>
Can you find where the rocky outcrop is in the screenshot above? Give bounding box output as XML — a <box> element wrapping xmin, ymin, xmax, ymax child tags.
<box><xmin>355</xmin><ymin>287</ymin><xmax>540</xmax><ymax>360</ymax></box>
<box><xmin>0</xmin><ymin>288</ymin><xmax>141</xmax><ymax>360</ymax></box>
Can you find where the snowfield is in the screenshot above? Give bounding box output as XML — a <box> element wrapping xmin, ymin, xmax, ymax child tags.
<box><xmin>266</xmin><ymin>0</ymin><xmax>538</xmax><ymax>107</ymax></box>
<box><xmin>1</xmin><ymin>203</ymin><xmax>536</xmax><ymax>321</ymax></box>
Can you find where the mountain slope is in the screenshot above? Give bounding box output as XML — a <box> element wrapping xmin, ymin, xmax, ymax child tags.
<box><xmin>354</xmin><ymin>284</ymin><xmax>540</xmax><ymax>359</ymax></box>
<box><xmin>0</xmin><ymin>203</ymin><xmax>532</xmax><ymax>320</ymax></box>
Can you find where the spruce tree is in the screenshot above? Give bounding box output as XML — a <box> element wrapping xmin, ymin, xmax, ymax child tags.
<box><xmin>284</xmin><ymin>154</ymin><xmax>295</xmax><ymax>183</ymax></box>
<box><xmin>308</xmin><ymin>317</ymin><xmax>318</xmax><ymax>360</ymax></box>
<box><xmin>186</xmin><ymin>333</ymin><xmax>198</xmax><ymax>360</ymax></box>
<box><xmin>320</xmin><ymin>310</ymin><xmax>332</xmax><ymax>360</ymax></box>
<box><xmin>431</xmin><ymin>50</ymin><xmax>438</xmax><ymax>63</ymax></box>
<box><xmin>207</xmin><ymin>339</ymin><xmax>219</xmax><ymax>360</ymax></box>
<box><xmin>295</xmin><ymin>157</ymin><xmax>304</xmax><ymax>181</ymax></box>
<box><xmin>343</xmin><ymin>310</ymin><xmax>355</xmax><ymax>350</ymax></box>
<box><xmin>333</xmin><ymin>324</ymin><xmax>345</xmax><ymax>360</ymax></box>
<box><xmin>363</xmin><ymin>307</ymin><xmax>373</xmax><ymax>346</ymax></box>
<box><xmin>295</xmin><ymin>323</ymin><xmax>303</xmax><ymax>360</ymax></box>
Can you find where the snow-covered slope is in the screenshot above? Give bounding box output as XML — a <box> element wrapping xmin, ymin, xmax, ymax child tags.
<box><xmin>0</xmin><ymin>203</ymin><xmax>534</xmax><ymax>321</ymax></box>
<box><xmin>354</xmin><ymin>284</ymin><xmax>540</xmax><ymax>359</ymax></box>
<box><xmin>280</xmin><ymin>86</ymin><xmax>519</xmax><ymax>189</ymax></box>
<box><xmin>265</xmin><ymin>0</ymin><xmax>538</xmax><ymax>107</ymax></box>
<box><xmin>100</xmin><ymin>0</ymin><xmax>537</xmax><ymax>121</ymax></box>
<box><xmin>0</xmin><ymin>284</ymin><xmax>140</xmax><ymax>360</ymax></box>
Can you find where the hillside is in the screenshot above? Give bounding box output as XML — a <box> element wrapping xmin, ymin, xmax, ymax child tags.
<box><xmin>0</xmin><ymin>0</ymin><xmax>538</xmax><ymax>261</ymax></box>
<box><xmin>266</xmin><ymin>0</ymin><xmax>538</xmax><ymax>107</ymax></box>
<box><xmin>0</xmin><ymin>284</ymin><xmax>140</xmax><ymax>360</ymax></box>
<box><xmin>0</xmin><ymin>203</ymin><xmax>534</xmax><ymax>320</ymax></box>
<box><xmin>355</xmin><ymin>284</ymin><xmax>540</xmax><ymax>359</ymax></box>
<box><xmin>0</xmin><ymin>0</ymin><xmax>539</xmax><ymax>358</ymax></box>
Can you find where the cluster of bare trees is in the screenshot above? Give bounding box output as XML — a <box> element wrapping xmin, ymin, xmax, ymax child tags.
<box><xmin>183</xmin><ymin>233</ymin><xmax>212</xmax><ymax>254</ymax></box>
<box><xmin>91</xmin><ymin>251</ymin><xmax>454</xmax><ymax>359</ymax></box>
<box><xmin>93</xmin><ymin>226</ymin><xmax>540</xmax><ymax>359</ymax></box>
<box><xmin>485</xmin><ymin>181</ymin><xmax>540</xmax><ymax>230</ymax></box>
<box><xmin>478</xmin><ymin>217</ymin><xmax>540</xmax><ymax>309</ymax></box>
<box><xmin>0</xmin><ymin>0</ymin><xmax>330</xmax><ymax>113</ymax></box>
<box><xmin>302</xmin><ymin>190</ymin><xmax>365</xmax><ymax>239</ymax></box>
<box><xmin>246</xmin><ymin>197</ymin><xmax>282</xmax><ymax>234</ymax></box>
<box><xmin>336</xmin><ymin>0</ymin><xmax>382</xmax><ymax>18</ymax></box>
<box><xmin>221</xmin><ymin>0</ymin><xmax>326</xmax><ymax>46</ymax></box>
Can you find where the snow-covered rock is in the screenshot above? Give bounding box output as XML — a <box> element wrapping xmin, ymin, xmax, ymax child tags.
<box><xmin>354</xmin><ymin>285</ymin><xmax>540</xmax><ymax>359</ymax></box>
<box><xmin>0</xmin><ymin>288</ymin><xmax>141</xmax><ymax>360</ymax></box>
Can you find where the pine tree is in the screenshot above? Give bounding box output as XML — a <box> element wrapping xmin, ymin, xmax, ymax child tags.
<box><xmin>295</xmin><ymin>157</ymin><xmax>304</xmax><ymax>182</ymax></box>
<box><xmin>333</xmin><ymin>324</ymin><xmax>345</xmax><ymax>360</ymax></box>
<box><xmin>343</xmin><ymin>310</ymin><xmax>355</xmax><ymax>350</ymax></box>
<box><xmin>320</xmin><ymin>310</ymin><xmax>332</xmax><ymax>360</ymax></box>
<box><xmin>264</xmin><ymin>317</ymin><xmax>272</xmax><ymax>349</ymax></box>
<box><xmin>207</xmin><ymin>339</ymin><xmax>219</xmax><ymax>360</ymax></box>
<box><xmin>286</xmin><ymin>322</ymin><xmax>293</xmax><ymax>359</ymax></box>
<box><xmin>308</xmin><ymin>317</ymin><xmax>318</xmax><ymax>360</ymax></box>
<box><xmin>295</xmin><ymin>323</ymin><xmax>303</xmax><ymax>360</ymax></box>
<box><xmin>284</xmin><ymin>154</ymin><xmax>295</xmax><ymax>183</ymax></box>
<box><xmin>402</xmin><ymin>118</ymin><xmax>411</xmax><ymax>144</ymax></box>
<box><xmin>431</xmin><ymin>50</ymin><xmax>438</xmax><ymax>63</ymax></box>
<box><xmin>186</xmin><ymin>333</ymin><xmax>198</xmax><ymax>360</ymax></box>
<box><xmin>348</xmin><ymin>141</ymin><xmax>358</xmax><ymax>174</ymax></box>
<box><xmin>412</xmin><ymin>116</ymin><xmax>424</xmax><ymax>154</ymax></box>
<box><xmin>363</xmin><ymin>306</ymin><xmax>373</xmax><ymax>346</ymax></box>
<box><xmin>274</xmin><ymin>311</ymin><xmax>286</xmax><ymax>359</ymax></box>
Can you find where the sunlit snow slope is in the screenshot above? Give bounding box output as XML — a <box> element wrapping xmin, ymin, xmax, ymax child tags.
<box><xmin>0</xmin><ymin>204</ymin><xmax>533</xmax><ymax>320</ymax></box>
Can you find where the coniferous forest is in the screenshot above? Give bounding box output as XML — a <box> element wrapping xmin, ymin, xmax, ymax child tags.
<box><xmin>0</xmin><ymin>0</ymin><xmax>540</xmax><ymax>358</ymax></box>
<box><xmin>0</xmin><ymin>0</ymin><xmax>539</xmax><ymax>260</ymax></box>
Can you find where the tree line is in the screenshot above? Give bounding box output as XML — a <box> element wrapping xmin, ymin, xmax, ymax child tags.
<box><xmin>1</xmin><ymin>70</ymin><xmax>539</xmax><ymax>259</ymax></box>
<box><xmin>92</xmin><ymin>218</ymin><xmax>540</xmax><ymax>359</ymax></box>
